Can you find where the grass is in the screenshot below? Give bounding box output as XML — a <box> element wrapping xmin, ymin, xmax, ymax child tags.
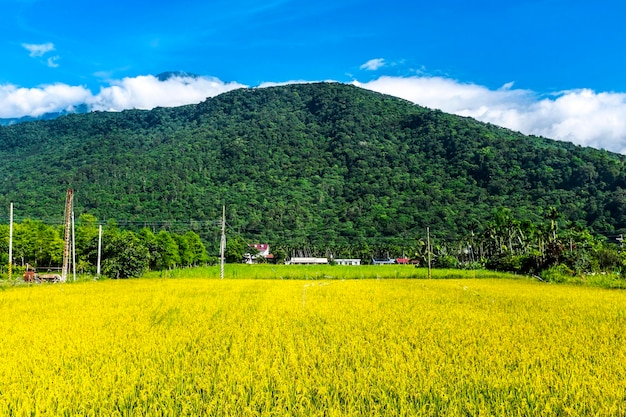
<box><xmin>143</xmin><ymin>264</ymin><xmax>520</xmax><ymax>281</ymax></box>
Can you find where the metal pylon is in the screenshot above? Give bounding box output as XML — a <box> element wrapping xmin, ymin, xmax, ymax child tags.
<box><xmin>61</xmin><ymin>189</ymin><xmax>73</xmax><ymax>282</ymax></box>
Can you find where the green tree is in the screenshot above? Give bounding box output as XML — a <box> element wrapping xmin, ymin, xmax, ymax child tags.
<box><xmin>139</xmin><ymin>228</ymin><xmax>161</xmax><ymax>270</ymax></box>
<box><xmin>102</xmin><ymin>230</ymin><xmax>149</xmax><ymax>278</ymax></box>
<box><xmin>13</xmin><ymin>219</ymin><xmax>63</xmax><ymax>267</ymax></box>
<box><xmin>173</xmin><ymin>233</ymin><xmax>192</xmax><ymax>267</ymax></box>
<box><xmin>183</xmin><ymin>231</ymin><xmax>208</xmax><ymax>266</ymax></box>
<box><xmin>272</xmin><ymin>247</ymin><xmax>287</xmax><ymax>264</ymax></box>
<box><xmin>0</xmin><ymin>224</ymin><xmax>9</xmax><ymax>266</ymax></box>
<box><xmin>157</xmin><ymin>230</ymin><xmax>180</xmax><ymax>269</ymax></box>
<box><xmin>225</xmin><ymin>235</ymin><xmax>248</xmax><ymax>263</ymax></box>
<box><xmin>75</xmin><ymin>213</ymin><xmax>100</xmax><ymax>271</ymax></box>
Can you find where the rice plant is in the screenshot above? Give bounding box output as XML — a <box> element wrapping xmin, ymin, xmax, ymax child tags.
<box><xmin>0</xmin><ymin>278</ymin><xmax>624</xmax><ymax>416</ymax></box>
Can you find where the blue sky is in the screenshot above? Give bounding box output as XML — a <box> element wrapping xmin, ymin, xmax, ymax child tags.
<box><xmin>3</xmin><ymin>0</ymin><xmax>626</xmax><ymax>153</ymax></box>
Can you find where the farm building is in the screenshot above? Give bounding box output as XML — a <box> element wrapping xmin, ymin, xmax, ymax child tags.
<box><xmin>286</xmin><ymin>257</ymin><xmax>329</xmax><ymax>265</ymax></box>
<box><xmin>334</xmin><ymin>259</ymin><xmax>361</xmax><ymax>266</ymax></box>
<box><xmin>372</xmin><ymin>258</ymin><xmax>396</xmax><ymax>265</ymax></box>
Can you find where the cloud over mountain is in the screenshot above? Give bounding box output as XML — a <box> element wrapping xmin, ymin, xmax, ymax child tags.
<box><xmin>3</xmin><ymin>73</ymin><xmax>626</xmax><ymax>154</ymax></box>
<box><xmin>0</xmin><ymin>74</ymin><xmax>246</xmax><ymax>118</ymax></box>
<box><xmin>354</xmin><ymin>76</ymin><xmax>626</xmax><ymax>154</ymax></box>
<box><xmin>0</xmin><ymin>83</ymin><xmax>91</xmax><ymax>118</ymax></box>
<box><xmin>87</xmin><ymin>74</ymin><xmax>246</xmax><ymax>111</ymax></box>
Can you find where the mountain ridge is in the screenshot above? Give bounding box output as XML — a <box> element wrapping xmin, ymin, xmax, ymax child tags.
<box><xmin>0</xmin><ymin>82</ymin><xmax>624</xmax><ymax>248</ymax></box>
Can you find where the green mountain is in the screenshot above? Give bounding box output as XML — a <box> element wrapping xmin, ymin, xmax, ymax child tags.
<box><xmin>1</xmin><ymin>82</ymin><xmax>625</xmax><ymax>249</ymax></box>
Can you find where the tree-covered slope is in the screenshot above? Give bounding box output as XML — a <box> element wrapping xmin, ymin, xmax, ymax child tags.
<box><xmin>0</xmin><ymin>82</ymin><xmax>625</xmax><ymax>247</ymax></box>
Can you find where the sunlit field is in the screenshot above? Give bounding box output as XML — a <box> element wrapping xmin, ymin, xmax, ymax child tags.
<box><xmin>1</xmin><ymin>277</ymin><xmax>625</xmax><ymax>416</ymax></box>
<box><xmin>143</xmin><ymin>264</ymin><xmax>509</xmax><ymax>280</ymax></box>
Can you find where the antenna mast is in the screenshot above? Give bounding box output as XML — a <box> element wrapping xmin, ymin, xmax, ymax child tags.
<box><xmin>61</xmin><ymin>189</ymin><xmax>74</xmax><ymax>282</ymax></box>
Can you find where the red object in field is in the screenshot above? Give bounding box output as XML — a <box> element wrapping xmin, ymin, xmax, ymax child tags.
<box><xmin>23</xmin><ymin>268</ymin><xmax>36</xmax><ymax>282</ymax></box>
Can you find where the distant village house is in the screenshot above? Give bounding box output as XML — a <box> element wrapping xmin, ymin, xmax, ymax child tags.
<box><xmin>334</xmin><ymin>259</ymin><xmax>361</xmax><ymax>266</ymax></box>
<box><xmin>285</xmin><ymin>257</ymin><xmax>329</xmax><ymax>265</ymax></box>
<box><xmin>245</xmin><ymin>244</ymin><xmax>274</xmax><ymax>264</ymax></box>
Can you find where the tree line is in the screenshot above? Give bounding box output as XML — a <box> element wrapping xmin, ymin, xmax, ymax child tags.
<box><xmin>0</xmin><ymin>214</ymin><xmax>210</xmax><ymax>279</ymax></box>
<box><xmin>247</xmin><ymin>206</ymin><xmax>625</xmax><ymax>280</ymax></box>
<box><xmin>1</xmin><ymin>206</ymin><xmax>624</xmax><ymax>281</ymax></box>
<box><xmin>1</xmin><ymin>83</ymin><xmax>626</xmax><ymax>252</ymax></box>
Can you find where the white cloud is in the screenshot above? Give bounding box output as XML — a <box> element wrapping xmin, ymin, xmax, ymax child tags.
<box><xmin>257</xmin><ymin>79</ymin><xmax>335</xmax><ymax>88</ymax></box>
<box><xmin>4</xmin><ymin>72</ymin><xmax>626</xmax><ymax>155</ymax></box>
<box><xmin>360</xmin><ymin>58</ymin><xmax>385</xmax><ymax>71</ymax></box>
<box><xmin>353</xmin><ymin>76</ymin><xmax>626</xmax><ymax>154</ymax></box>
<box><xmin>0</xmin><ymin>74</ymin><xmax>245</xmax><ymax>118</ymax></box>
<box><xmin>0</xmin><ymin>83</ymin><xmax>92</xmax><ymax>118</ymax></box>
<box><xmin>46</xmin><ymin>56</ymin><xmax>60</xmax><ymax>68</ymax></box>
<box><xmin>22</xmin><ymin>42</ymin><xmax>55</xmax><ymax>57</ymax></box>
<box><xmin>88</xmin><ymin>74</ymin><xmax>246</xmax><ymax>111</ymax></box>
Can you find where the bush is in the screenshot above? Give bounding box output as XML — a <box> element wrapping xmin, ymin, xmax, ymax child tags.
<box><xmin>436</xmin><ymin>255</ymin><xmax>458</xmax><ymax>269</ymax></box>
<box><xmin>541</xmin><ymin>264</ymin><xmax>574</xmax><ymax>283</ymax></box>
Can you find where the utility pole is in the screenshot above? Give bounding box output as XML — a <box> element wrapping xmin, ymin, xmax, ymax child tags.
<box><xmin>427</xmin><ymin>227</ymin><xmax>432</xmax><ymax>280</ymax></box>
<box><xmin>8</xmin><ymin>203</ymin><xmax>13</xmax><ymax>280</ymax></box>
<box><xmin>97</xmin><ymin>224</ymin><xmax>102</xmax><ymax>276</ymax></box>
<box><xmin>220</xmin><ymin>205</ymin><xmax>226</xmax><ymax>279</ymax></box>
<box><xmin>61</xmin><ymin>189</ymin><xmax>73</xmax><ymax>283</ymax></box>
<box><xmin>72</xmin><ymin>209</ymin><xmax>76</xmax><ymax>282</ymax></box>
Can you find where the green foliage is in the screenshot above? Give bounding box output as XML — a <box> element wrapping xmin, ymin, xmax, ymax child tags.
<box><xmin>0</xmin><ymin>83</ymin><xmax>625</xmax><ymax>255</ymax></box>
<box><xmin>541</xmin><ymin>264</ymin><xmax>576</xmax><ymax>284</ymax></box>
<box><xmin>143</xmin><ymin>264</ymin><xmax>512</xmax><ymax>280</ymax></box>
<box><xmin>225</xmin><ymin>235</ymin><xmax>248</xmax><ymax>263</ymax></box>
<box><xmin>76</xmin><ymin>213</ymin><xmax>100</xmax><ymax>271</ymax></box>
<box><xmin>156</xmin><ymin>230</ymin><xmax>181</xmax><ymax>270</ymax></box>
<box><xmin>183</xmin><ymin>231</ymin><xmax>209</xmax><ymax>266</ymax></box>
<box><xmin>2</xmin><ymin>83</ymin><xmax>626</xmax><ymax>281</ymax></box>
<box><xmin>435</xmin><ymin>255</ymin><xmax>459</xmax><ymax>269</ymax></box>
<box><xmin>272</xmin><ymin>247</ymin><xmax>287</xmax><ymax>264</ymax></box>
<box><xmin>11</xmin><ymin>220</ymin><xmax>63</xmax><ymax>267</ymax></box>
<box><xmin>102</xmin><ymin>230</ymin><xmax>150</xmax><ymax>279</ymax></box>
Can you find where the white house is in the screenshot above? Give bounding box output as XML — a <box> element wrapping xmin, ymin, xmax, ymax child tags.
<box><xmin>334</xmin><ymin>259</ymin><xmax>361</xmax><ymax>266</ymax></box>
<box><xmin>250</xmin><ymin>244</ymin><xmax>270</xmax><ymax>257</ymax></box>
<box><xmin>245</xmin><ymin>243</ymin><xmax>273</xmax><ymax>264</ymax></box>
<box><xmin>285</xmin><ymin>257</ymin><xmax>329</xmax><ymax>265</ymax></box>
<box><xmin>372</xmin><ymin>258</ymin><xmax>396</xmax><ymax>265</ymax></box>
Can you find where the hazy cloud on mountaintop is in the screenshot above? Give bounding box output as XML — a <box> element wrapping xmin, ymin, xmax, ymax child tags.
<box><xmin>0</xmin><ymin>83</ymin><xmax>92</xmax><ymax>118</ymax></box>
<box><xmin>87</xmin><ymin>75</ymin><xmax>246</xmax><ymax>111</ymax></box>
<box><xmin>0</xmin><ymin>75</ymin><xmax>246</xmax><ymax>118</ymax></box>
<box><xmin>354</xmin><ymin>76</ymin><xmax>626</xmax><ymax>154</ymax></box>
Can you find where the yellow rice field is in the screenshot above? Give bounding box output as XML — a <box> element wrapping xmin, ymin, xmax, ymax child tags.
<box><xmin>0</xmin><ymin>277</ymin><xmax>625</xmax><ymax>416</ymax></box>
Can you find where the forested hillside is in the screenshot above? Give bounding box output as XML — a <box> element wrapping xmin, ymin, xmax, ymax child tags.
<box><xmin>0</xmin><ymin>82</ymin><xmax>625</xmax><ymax>253</ymax></box>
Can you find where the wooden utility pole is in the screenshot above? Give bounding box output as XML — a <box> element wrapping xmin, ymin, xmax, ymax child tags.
<box><xmin>427</xmin><ymin>227</ymin><xmax>432</xmax><ymax>280</ymax></box>
<box><xmin>220</xmin><ymin>205</ymin><xmax>226</xmax><ymax>279</ymax></box>
<box><xmin>61</xmin><ymin>189</ymin><xmax>73</xmax><ymax>282</ymax></box>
